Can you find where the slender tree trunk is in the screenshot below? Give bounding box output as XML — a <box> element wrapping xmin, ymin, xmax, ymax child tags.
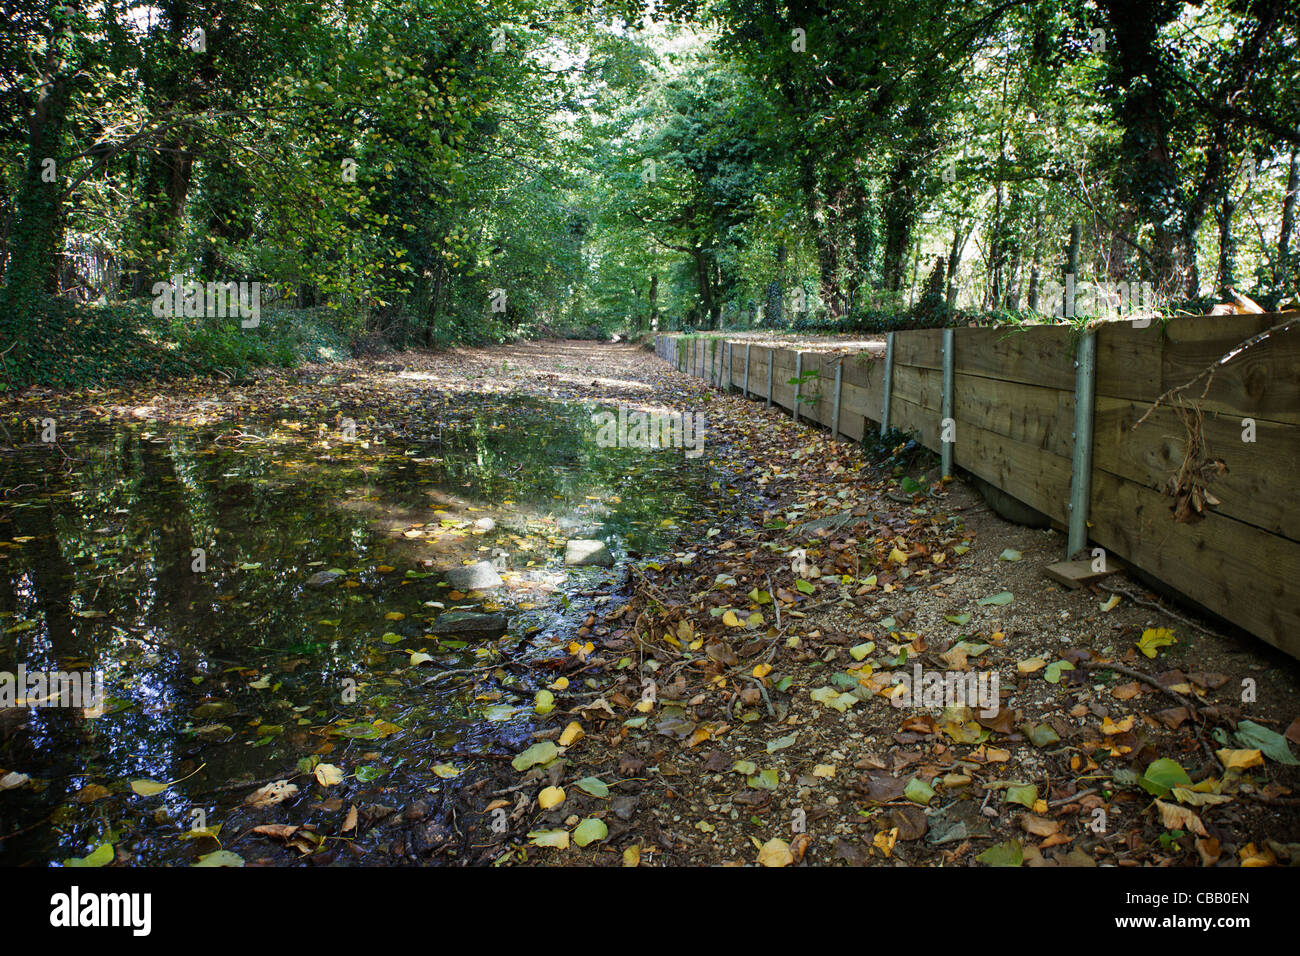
<box><xmin>1216</xmin><ymin>192</ymin><xmax>1236</xmax><ymax>289</ymax></box>
<box><xmin>945</xmin><ymin>224</ymin><xmax>965</xmax><ymax>307</ymax></box>
<box><xmin>694</xmin><ymin>248</ymin><xmax>715</xmax><ymax>330</ymax></box>
<box><xmin>1278</xmin><ymin>146</ymin><xmax>1299</xmax><ymax>287</ymax></box>
<box><xmin>766</xmin><ymin>243</ymin><xmax>786</xmax><ymax>326</ymax></box>
<box><xmin>648</xmin><ymin>272</ymin><xmax>658</xmax><ymax>330</ymax></box>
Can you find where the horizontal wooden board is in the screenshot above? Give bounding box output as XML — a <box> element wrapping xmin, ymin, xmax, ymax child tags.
<box><xmin>837</xmin><ymin>403</ymin><xmax>866</xmax><ymax>441</ymax></box>
<box><xmin>1093</xmin><ymin>397</ymin><xmax>1300</xmax><ymax>541</ymax></box>
<box><xmin>1089</xmin><ymin>468</ymin><xmax>1300</xmax><ymax>658</ymax></box>
<box><xmin>798</xmin><ymin>353</ymin><xmax>829</xmax><ymax>425</ymax></box>
<box><xmin>1096</xmin><ymin>314</ymin><xmax>1300</xmax><ymax>424</ymax></box>
<box><xmin>891</xmin><ymin>329</ymin><xmax>944</xmax><ymax>369</ymax></box>
<box><xmin>840</xmin><ymin>381</ymin><xmax>877</xmax><ymax>423</ymax></box>
<box><xmin>953</xmin><ymin>419</ymin><xmax>1072</xmax><ymax>523</ymax></box>
<box><xmin>842</xmin><ymin>351</ymin><xmax>884</xmax><ymax>389</ymax></box>
<box><xmin>953</xmin><ymin>373</ymin><xmax>1075</xmax><ymax>458</ymax></box>
<box><xmin>952</xmin><ymin>326</ymin><xmax>1077</xmax><ymax>390</ymax></box>
<box><xmin>891</xmin><ymin>364</ymin><xmax>943</xmax><ymax>412</ymax></box>
<box><xmin>887</xmin><ymin>393</ymin><xmax>942</xmax><ymax>450</ymax></box>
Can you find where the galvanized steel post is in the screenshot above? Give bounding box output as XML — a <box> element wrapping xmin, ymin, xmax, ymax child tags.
<box><xmin>1067</xmin><ymin>330</ymin><xmax>1098</xmax><ymax>557</ymax></box>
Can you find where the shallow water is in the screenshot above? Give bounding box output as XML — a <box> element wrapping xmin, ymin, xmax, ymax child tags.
<box><xmin>0</xmin><ymin>394</ymin><xmax>733</xmax><ymax>865</ymax></box>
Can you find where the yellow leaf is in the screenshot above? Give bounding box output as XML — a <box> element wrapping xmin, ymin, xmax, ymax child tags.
<box><xmin>622</xmin><ymin>844</ymin><xmax>641</xmax><ymax>867</ymax></box>
<box><xmin>722</xmin><ymin>610</ymin><xmax>742</xmax><ymax>627</ymax></box>
<box><xmin>1136</xmin><ymin>627</ymin><xmax>1177</xmax><ymax>658</ymax></box>
<box><xmin>559</xmin><ymin>721</ymin><xmax>584</xmax><ymax>747</ymax></box>
<box><xmin>538</xmin><ymin>786</ymin><xmax>565</xmax><ymax>810</ymax></box>
<box><xmin>1239</xmin><ymin>842</ymin><xmax>1277</xmax><ymax>867</ymax></box>
<box><xmin>873</xmin><ymin>827</ymin><xmax>898</xmax><ymax>857</ymax></box>
<box><xmin>1216</xmin><ymin>748</ymin><xmax>1264</xmax><ymax>770</ymax></box>
<box><xmin>757</xmin><ymin>838</ymin><xmax>793</xmax><ymax>867</ymax></box>
<box><xmin>432</xmin><ymin>763</ymin><xmax>461</xmax><ymax>778</ymax></box>
<box><xmin>528</xmin><ymin>829</ymin><xmax>569</xmax><ymax>849</ymax></box>
<box><xmin>314</xmin><ymin>763</ymin><xmax>344</xmax><ymax>786</ymax></box>
<box><xmin>1101</xmin><ymin>715</ymin><xmax>1135</xmax><ymax>735</ymax></box>
<box><xmin>753</xmin><ymin>663</ymin><xmax>773</xmax><ymax>679</ymax></box>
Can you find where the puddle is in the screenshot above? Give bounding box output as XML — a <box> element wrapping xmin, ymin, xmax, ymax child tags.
<box><xmin>0</xmin><ymin>394</ymin><xmax>736</xmax><ymax>865</ymax></box>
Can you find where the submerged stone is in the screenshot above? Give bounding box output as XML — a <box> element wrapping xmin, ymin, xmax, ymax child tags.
<box><xmin>306</xmin><ymin>569</ymin><xmax>343</xmax><ymax>588</ymax></box>
<box><xmin>444</xmin><ymin>560</ymin><xmax>503</xmax><ymax>590</ymax></box>
<box><xmin>430</xmin><ymin>610</ymin><xmax>508</xmax><ymax>636</ymax></box>
<box><xmin>565</xmin><ymin>539</ymin><xmax>613</xmax><ymax>567</ymax></box>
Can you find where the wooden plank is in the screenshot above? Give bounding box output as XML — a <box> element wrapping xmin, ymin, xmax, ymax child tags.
<box><xmin>1089</xmin><ymin>468</ymin><xmax>1300</xmax><ymax>658</ymax></box>
<box><xmin>770</xmin><ymin>350</ymin><xmax>796</xmax><ymax>409</ymax></box>
<box><xmin>953</xmin><ymin>373</ymin><xmax>1075</xmax><ymax>458</ymax></box>
<box><xmin>1097</xmin><ymin>314</ymin><xmax>1300</xmax><ymax>424</ymax></box>
<box><xmin>842</xmin><ymin>352</ymin><xmax>882</xmax><ymax>390</ymax></box>
<box><xmin>1163</xmin><ymin>316</ymin><xmax>1300</xmax><ymax>425</ymax></box>
<box><xmin>802</xmin><ymin>353</ymin><xmax>831</xmax><ymax>426</ymax></box>
<box><xmin>838</xmin><ymin>408</ymin><xmax>865</xmax><ymax>441</ymax></box>
<box><xmin>747</xmin><ymin>350</ymin><xmax>770</xmax><ymax>400</ymax></box>
<box><xmin>842</xmin><ymin>355</ymin><xmax>884</xmax><ymax>422</ymax></box>
<box><xmin>840</xmin><ymin>382</ymin><xmax>877</xmax><ymax>421</ymax></box>
<box><xmin>1093</xmin><ymin>397</ymin><xmax>1300</xmax><ymax>541</ymax></box>
<box><xmin>887</xmin><ymin>393</ymin><xmax>942</xmax><ymax>450</ymax></box>
<box><xmin>952</xmin><ymin>418</ymin><xmax>1072</xmax><ymax>523</ymax></box>
<box><xmin>891</xmin><ymin>329</ymin><xmax>944</xmax><ymax>369</ymax></box>
<box><xmin>891</xmin><ymin>364</ymin><xmax>943</xmax><ymax>412</ymax></box>
<box><xmin>1095</xmin><ymin>321</ymin><xmax>1160</xmax><ymax>401</ymax></box>
<box><xmin>1043</xmin><ymin>559</ymin><xmax>1123</xmax><ymax>589</ymax></box>
<box><xmin>952</xmin><ymin>326</ymin><xmax>1077</xmax><ymax>390</ymax></box>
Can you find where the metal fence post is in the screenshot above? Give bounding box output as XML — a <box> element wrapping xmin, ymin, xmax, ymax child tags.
<box><xmin>1067</xmin><ymin>330</ymin><xmax>1098</xmax><ymax>557</ymax></box>
<box><xmin>831</xmin><ymin>357</ymin><xmax>843</xmax><ymax>440</ymax></box>
<box><xmin>792</xmin><ymin>352</ymin><xmax>802</xmax><ymax>421</ymax></box>
<box><xmin>766</xmin><ymin>349</ymin><xmax>774</xmax><ymax>408</ymax></box>
<box><xmin>880</xmin><ymin>332</ymin><xmax>895</xmax><ymax>436</ymax></box>
<box><xmin>941</xmin><ymin>328</ymin><xmax>955</xmax><ymax>478</ymax></box>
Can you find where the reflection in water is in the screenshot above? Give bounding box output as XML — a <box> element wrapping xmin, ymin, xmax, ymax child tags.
<box><xmin>0</xmin><ymin>395</ymin><xmax>732</xmax><ymax>865</ymax></box>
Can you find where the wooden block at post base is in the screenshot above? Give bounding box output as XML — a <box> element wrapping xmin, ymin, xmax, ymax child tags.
<box><xmin>1042</xmin><ymin>558</ymin><xmax>1125</xmax><ymax>589</ymax></box>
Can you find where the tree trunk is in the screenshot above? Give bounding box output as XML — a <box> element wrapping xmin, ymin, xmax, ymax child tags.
<box><xmin>766</xmin><ymin>243</ymin><xmax>786</xmax><ymax>326</ymax></box>
<box><xmin>648</xmin><ymin>272</ymin><xmax>658</xmax><ymax>330</ymax></box>
<box><xmin>1278</xmin><ymin>146</ymin><xmax>1298</xmax><ymax>287</ymax></box>
<box><xmin>1097</xmin><ymin>0</ymin><xmax>1182</xmax><ymax>293</ymax></box>
<box><xmin>3</xmin><ymin>4</ymin><xmax>77</xmax><ymax>315</ymax></box>
<box><xmin>1215</xmin><ymin>192</ymin><xmax>1236</xmax><ymax>290</ymax></box>
<box><xmin>945</xmin><ymin>224</ymin><xmax>966</xmax><ymax>308</ymax></box>
<box><xmin>694</xmin><ymin>248</ymin><xmax>716</xmax><ymax>330</ymax></box>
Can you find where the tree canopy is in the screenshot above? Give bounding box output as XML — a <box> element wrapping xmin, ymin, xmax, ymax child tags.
<box><xmin>2</xmin><ymin>0</ymin><xmax>1298</xmax><ymax>383</ymax></box>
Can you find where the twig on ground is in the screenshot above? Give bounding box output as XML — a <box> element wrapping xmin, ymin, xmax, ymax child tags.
<box><xmin>1098</xmin><ymin>581</ymin><xmax>1218</xmax><ymax>638</ymax></box>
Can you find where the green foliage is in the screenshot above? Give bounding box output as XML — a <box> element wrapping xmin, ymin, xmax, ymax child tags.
<box><xmin>1</xmin><ymin>296</ymin><xmax>358</xmax><ymax>390</ymax></box>
<box><xmin>3</xmin><ymin>0</ymin><xmax>1299</xmax><ymax>386</ymax></box>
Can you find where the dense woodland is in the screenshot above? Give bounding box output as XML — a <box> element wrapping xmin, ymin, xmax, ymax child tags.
<box><xmin>2</xmin><ymin>0</ymin><xmax>1299</xmax><ymax>385</ymax></box>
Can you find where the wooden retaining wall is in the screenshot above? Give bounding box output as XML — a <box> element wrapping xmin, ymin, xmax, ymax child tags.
<box><xmin>656</xmin><ymin>316</ymin><xmax>1300</xmax><ymax>659</ymax></box>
